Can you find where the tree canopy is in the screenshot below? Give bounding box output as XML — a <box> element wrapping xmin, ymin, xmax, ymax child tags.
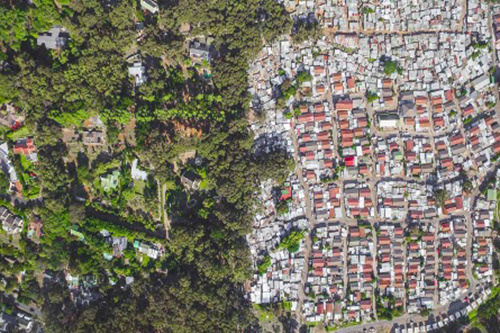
<box><xmin>0</xmin><ymin>0</ymin><xmax>294</xmax><ymax>331</ymax></box>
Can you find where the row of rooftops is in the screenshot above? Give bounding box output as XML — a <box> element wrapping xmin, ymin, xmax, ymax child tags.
<box><xmin>250</xmin><ymin>30</ymin><xmax>493</xmax><ymax>113</ymax></box>
<box><xmin>283</xmin><ymin>0</ymin><xmax>465</xmax><ymax>32</ymax></box>
<box><xmin>395</xmin><ymin>284</ymin><xmax>492</xmax><ymax>333</ymax></box>
<box><xmin>247</xmin><ymin>1</ymin><xmax>500</xmax><ymax>329</ymax></box>
<box><xmin>302</xmin><ymin>218</ymin><xmax>470</xmax><ymax>325</ymax></box>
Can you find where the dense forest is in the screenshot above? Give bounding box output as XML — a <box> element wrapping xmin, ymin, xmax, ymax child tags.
<box><xmin>0</xmin><ymin>0</ymin><xmax>294</xmax><ymax>331</ymax></box>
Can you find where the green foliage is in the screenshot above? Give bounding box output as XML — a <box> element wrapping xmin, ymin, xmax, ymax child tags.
<box><xmin>367</xmin><ymin>91</ymin><xmax>379</xmax><ymax>103</ymax></box>
<box><xmin>433</xmin><ymin>189</ymin><xmax>449</xmax><ymax>208</ymax></box>
<box><xmin>275</xmin><ymin>200</ymin><xmax>289</xmax><ymax>215</ymax></box>
<box><xmin>31</xmin><ymin>0</ymin><xmax>64</xmax><ymax>32</ymax></box>
<box><xmin>362</xmin><ymin>7</ymin><xmax>375</xmax><ymax>14</ymax></box>
<box><xmin>0</xmin><ymin>73</ymin><xmax>19</xmax><ymax>104</ymax></box>
<box><xmin>376</xmin><ymin>295</ymin><xmax>402</xmax><ymax>320</ymax></box>
<box><xmin>463</xmin><ymin>179</ymin><xmax>473</xmax><ymax>193</ymax></box>
<box><xmin>253</xmin><ymin>303</ymin><xmax>274</xmax><ymax>322</ymax></box>
<box><xmin>49</xmin><ymin>108</ymin><xmax>92</xmax><ymax>127</ymax></box>
<box><xmin>158</xmin><ymin>94</ymin><xmax>224</xmax><ymax>121</ymax></box>
<box><xmin>280</xmin><ymin>78</ymin><xmax>297</xmax><ymax>100</ymax></box>
<box><xmin>282</xmin><ymin>300</ymin><xmax>292</xmax><ymax>311</ymax></box>
<box><xmin>278</xmin><ymin>230</ymin><xmax>303</xmax><ymax>253</ymax></box>
<box><xmin>257</xmin><ymin>254</ymin><xmax>271</xmax><ymax>275</ymax></box>
<box><xmin>0</xmin><ymin>0</ymin><xmax>296</xmax><ymax>330</ymax></box>
<box><xmin>383</xmin><ymin>60</ymin><xmax>398</xmax><ymax>75</ymax></box>
<box><xmin>0</xmin><ymin>7</ymin><xmax>29</xmax><ymax>51</ymax></box>
<box><xmin>7</xmin><ymin>126</ymin><xmax>30</xmax><ymax>140</ymax></box>
<box><xmin>0</xmin><ymin>170</ymin><xmax>10</xmax><ymax>193</ymax></box>
<box><xmin>464</xmin><ymin>116</ymin><xmax>473</xmax><ymax>125</ymax></box>
<box><xmin>296</xmin><ymin>71</ymin><xmax>313</xmax><ymax>83</ymax></box>
<box><xmin>473</xmin><ymin>41</ymin><xmax>489</xmax><ymax>49</ymax></box>
<box><xmin>419</xmin><ymin>308</ymin><xmax>431</xmax><ymax>317</ymax></box>
<box><xmin>470</xmin><ymin>285</ymin><xmax>500</xmax><ymax>331</ymax></box>
<box><xmin>292</xmin><ymin>19</ymin><xmax>323</xmax><ymax>44</ymax></box>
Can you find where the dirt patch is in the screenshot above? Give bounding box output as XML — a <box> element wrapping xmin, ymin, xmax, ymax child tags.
<box><xmin>178</xmin><ymin>150</ymin><xmax>196</xmax><ymax>164</ymax></box>
<box><xmin>171</xmin><ymin>120</ymin><xmax>203</xmax><ymax>138</ymax></box>
<box><xmin>119</xmin><ymin>117</ymin><xmax>137</xmax><ymax>146</ymax></box>
<box><xmin>173</xmin><ymin>150</ymin><xmax>196</xmax><ymax>173</ymax></box>
<box><xmin>180</xmin><ymin>22</ymin><xmax>191</xmax><ymax>34</ymax></box>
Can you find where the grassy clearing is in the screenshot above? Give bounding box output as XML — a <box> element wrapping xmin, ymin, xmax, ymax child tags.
<box><xmin>134</xmin><ymin>180</ymin><xmax>145</xmax><ymax>194</ymax></box>
<box><xmin>252</xmin><ymin>304</ymin><xmax>274</xmax><ymax>322</ymax></box>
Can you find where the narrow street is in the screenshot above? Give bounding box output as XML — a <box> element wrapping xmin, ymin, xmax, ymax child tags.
<box><xmin>290</xmin><ymin>119</ymin><xmax>316</xmax><ymax>321</ymax></box>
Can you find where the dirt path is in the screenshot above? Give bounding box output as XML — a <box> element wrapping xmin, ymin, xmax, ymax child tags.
<box><xmin>161</xmin><ymin>183</ymin><xmax>170</xmax><ymax>239</ymax></box>
<box><xmin>290</xmin><ymin>120</ymin><xmax>316</xmax><ymax>321</ymax></box>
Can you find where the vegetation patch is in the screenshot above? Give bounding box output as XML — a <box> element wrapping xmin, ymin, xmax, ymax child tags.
<box><xmin>278</xmin><ymin>230</ymin><xmax>304</xmax><ymax>253</ymax></box>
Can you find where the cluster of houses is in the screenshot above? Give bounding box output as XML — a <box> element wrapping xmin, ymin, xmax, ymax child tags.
<box><xmin>311</xmin><ymin>183</ymin><xmax>342</xmax><ymax>222</ymax></box>
<box><xmin>281</xmin><ymin>0</ymin><xmax>463</xmax><ymax>32</ymax></box>
<box><xmin>344</xmin><ymin>225</ymin><xmax>375</xmax><ymax>321</ymax></box>
<box><xmin>0</xmin><ymin>104</ymin><xmax>23</xmax><ymax>130</ymax></box>
<box><xmin>245</xmin><ymin>0</ymin><xmax>500</xmax><ymax>330</ymax></box>
<box><xmin>471</xmin><ymin>170</ymin><xmax>500</xmax><ymax>284</ymax></box>
<box><xmin>247</xmin><ymin>175</ymin><xmax>309</xmax><ymax>309</ymax></box>
<box><xmin>373</xmin><ymin>135</ymin><xmax>404</xmax><ymax>177</ymax></box>
<box><xmin>296</xmin><ymin>102</ymin><xmax>337</xmax><ymax>183</ymax></box>
<box><xmin>133</xmin><ymin>240</ymin><xmax>163</xmax><ymax>260</ymax></box>
<box><xmin>376</xmin><ymin>223</ymin><xmax>405</xmax><ymax>310</ymax></box>
<box><xmin>303</xmin><ymin>223</ymin><xmax>346</xmax><ymax>323</ymax></box>
<box><xmin>362</xmin><ymin>0</ymin><xmax>462</xmax><ymax>31</ymax></box>
<box><xmin>465</xmin><ymin>110</ymin><xmax>500</xmax><ymax>176</ymax></box>
<box><xmin>250</xmin><ymin>246</ymin><xmax>306</xmax><ymax>307</ymax></box>
<box><xmin>0</xmin><ymin>207</ymin><xmax>23</xmax><ymax>235</ymax></box>
<box><xmin>248</xmin><ymin>58</ymin><xmax>313</xmax><ymax>309</ymax></box>
<box><xmin>0</xmin><ymin>309</ymin><xmax>38</xmax><ymax>332</ymax></box>
<box><xmin>437</xmin><ymin>217</ymin><xmax>468</xmax><ymax>306</ymax></box>
<box><xmin>344</xmin><ymin>181</ymin><xmax>374</xmax><ymax>219</ymax></box>
<box><xmin>434</xmin><ymin>133</ymin><xmax>471</xmax><ymax>181</ymax></box>
<box><xmin>377</xmin><ymin>181</ymin><xmax>408</xmax><ymax>220</ymax></box>
<box><xmin>335</xmin><ymin>99</ymin><xmax>372</xmax><ymax>179</ymax></box>
<box><xmin>302</xmin><ymin>224</ymin><xmax>377</xmax><ymax>325</ymax></box>
<box><xmin>62</xmin><ymin>128</ymin><xmax>106</xmax><ymax>147</ymax></box>
<box><xmin>65</xmin><ymin>274</ymin><xmax>100</xmax><ymax>307</ymax></box>
<box><xmin>405</xmin><ymin>223</ymin><xmax>437</xmax><ymax>314</ymax></box>
<box><xmin>325</xmin><ymin>31</ymin><xmax>492</xmax><ymax>94</ymax></box>
<box><xmin>401</xmin><ymin>135</ymin><xmax>434</xmax><ymax>179</ymax></box>
<box><xmin>395</xmin><ymin>286</ymin><xmax>493</xmax><ymax>333</ymax></box>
